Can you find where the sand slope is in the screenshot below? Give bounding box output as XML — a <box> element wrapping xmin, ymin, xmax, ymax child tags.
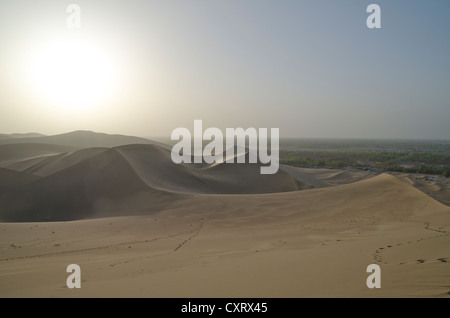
<box><xmin>0</xmin><ymin>173</ymin><xmax>448</xmax><ymax>297</ymax></box>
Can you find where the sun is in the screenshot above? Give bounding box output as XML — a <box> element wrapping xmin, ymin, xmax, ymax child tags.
<box><xmin>30</xmin><ymin>40</ymin><xmax>116</xmax><ymax>110</ymax></box>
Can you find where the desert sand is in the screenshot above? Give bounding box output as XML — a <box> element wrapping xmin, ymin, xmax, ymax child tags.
<box><xmin>0</xmin><ymin>132</ymin><xmax>449</xmax><ymax>297</ymax></box>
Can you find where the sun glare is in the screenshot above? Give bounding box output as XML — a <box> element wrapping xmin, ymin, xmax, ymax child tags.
<box><xmin>30</xmin><ymin>40</ymin><xmax>116</xmax><ymax>110</ymax></box>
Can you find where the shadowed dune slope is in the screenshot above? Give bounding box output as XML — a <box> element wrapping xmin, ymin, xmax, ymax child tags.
<box><xmin>0</xmin><ymin>168</ymin><xmax>40</xmax><ymax>194</ymax></box>
<box><xmin>0</xmin><ymin>149</ymin><xmax>153</xmax><ymax>221</ymax></box>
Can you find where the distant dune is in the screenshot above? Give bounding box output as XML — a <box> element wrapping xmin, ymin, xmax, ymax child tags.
<box><xmin>0</xmin><ymin>143</ymin><xmax>77</xmax><ymax>165</ymax></box>
<box><xmin>4</xmin><ymin>147</ymin><xmax>108</xmax><ymax>177</ymax></box>
<box><xmin>0</xmin><ymin>130</ymin><xmax>158</xmax><ymax>148</ymax></box>
<box><xmin>0</xmin><ymin>133</ymin><xmax>45</xmax><ymax>139</ymax></box>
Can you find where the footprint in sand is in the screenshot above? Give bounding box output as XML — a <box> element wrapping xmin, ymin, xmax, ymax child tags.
<box><xmin>417</xmin><ymin>259</ymin><xmax>425</xmax><ymax>263</ymax></box>
<box><xmin>437</xmin><ymin>258</ymin><xmax>447</xmax><ymax>263</ymax></box>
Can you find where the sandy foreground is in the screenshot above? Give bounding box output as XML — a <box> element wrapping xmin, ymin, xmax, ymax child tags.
<box><xmin>1</xmin><ymin>173</ymin><xmax>449</xmax><ymax>298</ymax></box>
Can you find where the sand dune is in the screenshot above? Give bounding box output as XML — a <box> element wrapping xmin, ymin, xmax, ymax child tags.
<box><xmin>0</xmin><ymin>173</ymin><xmax>448</xmax><ymax>297</ymax></box>
<box><xmin>0</xmin><ymin>132</ymin><xmax>448</xmax><ymax>297</ymax></box>
<box><xmin>393</xmin><ymin>172</ymin><xmax>450</xmax><ymax>207</ymax></box>
<box><xmin>162</xmin><ymin>173</ymin><xmax>449</xmax><ymax>229</ymax></box>
<box><xmin>318</xmin><ymin>169</ymin><xmax>374</xmax><ymax>184</ymax></box>
<box><xmin>0</xmin><ymin>140</ymin><xmax>446</xmax><ymax>223</ymax></box>
<box><xmin>0</xmin><ymin>130</ymin><xmax>158</xmax><ymax>148</ymax></box>
<box><xmin>278</xmin><ymin>164</ymin><xmax>329</xmax><ymax>189</ymax></box>
<box><xmin>0</xmin><ymin>144</ymin><xmax>298</xmax><ymax>221</ymax></box>
<box><xmin>118</xmin><ymin>144</ymin><xmax>298</xmax><ymax>194</ymax></box>
<box><xmin>0</xmin><ymin>148</ymin><xmax>152</xmax><ymax>221</ymax></box>
<box><xmin>0</xmin><ymin>143</ymin><xmax>77</xmax><ymax>166</ymax></box>
<box><xmin>0</xmin><ymin>133</ymin><xmax>45</xmax><ymax>139</ymax></box>
<box><xmin>5</xmin><ymin>147</ymin><xmax>108</xmax><ymax>177</ymax></box>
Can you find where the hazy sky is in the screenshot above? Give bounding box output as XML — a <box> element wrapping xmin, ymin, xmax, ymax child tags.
<box><xmin>1</xmin><ymin>0</ymin><xmax>449</xmax><ymax>139</ymax></box>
